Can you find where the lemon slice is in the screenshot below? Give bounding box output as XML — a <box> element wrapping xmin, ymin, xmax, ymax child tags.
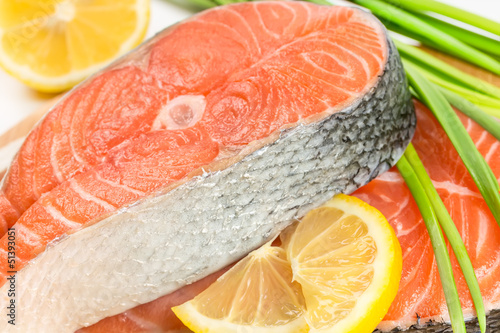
<box><xmin>0</xmin><ymin>0</ymin><xmax>149</xmax><ymax>92</ymax></box>
<box><xmin>172</xmin><ymin>244</ymin><xmax>309</xmax><ymax>333</ymax></box>
<box><xmin>173</xmin><ymin>194</ymin><xmax>402</xmax><ymax>333</ymax></box>
<box><xmin>288</xmin><ymin>194</ymin><xmax>402</xmax><ymax>333</ymax></box>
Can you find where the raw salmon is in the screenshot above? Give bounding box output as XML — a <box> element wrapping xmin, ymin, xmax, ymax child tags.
<box><xmin>0</xmin><ymin>66</ymin><xmax>171</xmax><ymax>234</ymax></box>
<box><xmin>354</xmin><ymin>101</ymin><xmax>500</xmax><ymax>331</ymax></box>
<box><xmin>0</xmin><ymin>2</ymin><xmax>414</xmax><ymax>331</ymax></box>
<box><xmin>80</xmin><ymin>101</ymin><xmax>500</xmax><ymax>333</ymax></box>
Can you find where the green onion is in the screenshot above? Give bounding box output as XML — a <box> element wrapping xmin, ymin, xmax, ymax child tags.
<box><xmin>307</xmin><ymin>0</ymin><xmax>333</xmax><ymax>5</ymax></box>
<box><xmin>408</xmin><ymin>12</ymin><xmax>500</xmax><ymax>58</ymax></box>
<box><xmin>212</xmin><ymin>0</ymin><xmax>241</xmax><ymax>5</ymax></box>
<box><xmin>379</xmin><ymin>0</ymin><xmax>500</xmax><ymax>37</ymax></box>
<box><xmin>400</xmin><ymin>57</ymin><xmax>500</xmax><ymax>118</ymax></box>
<box><xmin>183</xmin><ymin>0</ymin><xmax>218</xmax><ymax>9</ymax></box>
<box><xmin>404</xmin><ymin>144</ymin><xmax>486</xmax><ymax>333</ymax></box>
<box><xmin>394</xmin><ymin>40</ymin><xmax>500</xmax><ymax>99</ymax></box>
<box><xmin>427</xmin><ymin>76</ymin><xmax>500</xmax><ymax>111</ymax></box>
<box><xmin>406</xmin><ymin>61</ymin><xmax>500</xmax><ymax>192</ymax></box>
<box><xmin>403</xmin><ymin>61</ymin><xmax>500</xmax><ymax>118</ymax></box>
<box><xmin>386</xmin><ymin>20</ymin><xmax>442</xmax><ymax>49</ymax></box>
<box><xmin>351</xmin><ymin>0</ymin><xmax>500</xmax><ymax>75</ymax></box>
<box><xmin>439</xmin><ymin>88</ymin><xmax>500</xmax><ymax>142</ymax></box>
<box><xmin>410</xmin><ymin>67</ymin><xmax>500</xmax><ymax>109</ymax></box>
<box><xmin>396</xmin><ymin>155</ymin><xmax>465</xmax><ymax>333</ymax></box>
<box><xmin>407</xmin><ymin>84</ymin><xmax>499</xmax><ymax>194</ymax></box>
<box><xmin>404</xmin><ymin>63</ymin><xmax>500</xmax><ymax>226</ymax></box>
<box><xmin>477</xmin><ymin>105</ymin><xmax>500</xmax><ymax>118</ymax></box>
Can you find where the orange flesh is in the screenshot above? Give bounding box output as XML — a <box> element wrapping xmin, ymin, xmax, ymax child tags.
<box><xmin>0</xmin><ymin>2</ymin><xmax>386</xmax><ymax>287</ymax></box>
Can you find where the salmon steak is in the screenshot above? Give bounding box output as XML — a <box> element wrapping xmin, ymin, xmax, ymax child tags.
<box><xmin>0</xmin><ymin>2</ymin><xmax>415</xmax><ymax>332</ymax></box>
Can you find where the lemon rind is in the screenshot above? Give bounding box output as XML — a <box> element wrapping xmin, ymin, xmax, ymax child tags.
<box><xmin>293</xmin><ymin>194</ymin><xmax>402</xmax><ymax>333</ymax></box>
<box><xmin>173</xmin><ymin>301</ymin><xmax>310</xmax><ymax>333</ymax></box>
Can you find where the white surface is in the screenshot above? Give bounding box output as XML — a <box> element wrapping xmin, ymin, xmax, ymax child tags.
<box><xmin>0</xmin><ymin>0</ymin><xmax>498</xmax><ymax>136</ymax></box>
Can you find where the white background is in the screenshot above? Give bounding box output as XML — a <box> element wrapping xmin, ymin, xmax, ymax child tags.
<box><xmin>0</xmin><ymin>0</ymin><xmax>499</xmax><ymax>136</ymax></box>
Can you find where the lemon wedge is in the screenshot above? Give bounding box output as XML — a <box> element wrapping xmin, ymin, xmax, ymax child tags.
<box><xmin>174</xmin><ymin>194</ymin><xmax>402</xmax><ymax>333</ymax></box>
<box><xmin>287</xmin><ymin>194</ymin><xmax>402</xmax><ymax>332</ymax></box>
<box><xmin>0</xmin><ymin>0</ymin><xmax>149</xmax><ymax>92</ymax></box>
<box><xmin>172</xmin><ymin>244</ymin><xmax>309</xmax><ymax>333</ymax></box>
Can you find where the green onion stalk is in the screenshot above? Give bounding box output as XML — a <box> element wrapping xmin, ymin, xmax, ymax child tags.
<box><xmin>403</xmin><ymin>144</ymin><xmax>486</xmax><ymax>333</ymax></box>
<box><xmin>407</xmin><ymin>11</ymin><xmax>500</xmax><ymax>58</ymax></box>
<box><xmin>379</xmin><ymin>0</ymin><xmax>500</xmax><ymax>36</ymax></box>
<box><xmin>405</xmin><ymin>64</ymin><xmax>500</xmax><ymax>222</ymax></box>
<box><xmin>352</xmin><ymin>0</ymin><xmax>500</xmax><ymax>75</ymax></box>
<box><xmin>182</xmin><ymin>0</ymin><xmax>500</xmax><ymax>331</ymax></box>
<box><xmin>396</xmin><ymin>155</ymin><xmax>466</xmax><ymax>333</ymax></box>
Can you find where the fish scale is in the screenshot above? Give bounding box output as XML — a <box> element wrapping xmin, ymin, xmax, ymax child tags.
<box><xmin>0</xmin><ymin>36</ymin><xmax>415</xmax><ymax>331</ymax></box>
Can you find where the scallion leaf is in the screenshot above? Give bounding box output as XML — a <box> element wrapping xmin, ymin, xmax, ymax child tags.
<box><xmin>307</xmin><ymin>0</ymin><xmax>334</xmax><ymax>5</ymax></box>
<box><xmin>408</xmin><ymin>12</ymin><xmax>500</xmax><ymax>58</ymax></box>
<box><xmin>404</xmin><ymin>144</ymin><xmax>486</xmax><ymax>333</ymax></box>
<box><xmin>475</xmin><ymin>104</ymin><xmax>500</xmax><ymax>118</ymax></box>
<box><xmin>414</xmin><ymin>69</ymin><xmax>500</xmax><ymax>109</ymax></box>
<box><xmin>402</xmin><ymin>57</ymin><xmax>500</xmax><ymax>118</ymax></box>
<box><xmin>394</xmin><ymin>40</ymin><xmax>500</xmax><ymax>99</ymax></box>
<box><xmin>400</xmin><ymin>56</ymin><xmax>500</xmax><ymax>118</ymax></box>
<box><xmin>438</xmin><ymin>88</ymin><xmax>500</xmax><ymax>142</ymax></box>
<box><xmin>407</xmin><ymin>85</ymin><xmax>499</xmax><ymax>194</ymax></box>
<box><xmin>183</xmin><ymin>0</ymin><xmax>218</xmax><ymax>9</ymax></box>
<box><xmin>396</xmin><ymin>155</ymin><xmax>465</xmax><ymax>333</ymax></box>
<box><xmin>378</xmin><ymin>0</ymin><xmax>500</xmax><ymax>36</ymax></box>
<box><xmin>351</xmin><ymin>0</ymin><xmax>500</xmax><ymax>75</ymax></box>
<box><xmin>212</xmin><ymin>0</ymin><xmax>240</xmax><ymax>5</ymax></box>
<box><xmin>404</xmin><ymin>63</ymin><xmax>500</xmax><ymax>226</ymax></box>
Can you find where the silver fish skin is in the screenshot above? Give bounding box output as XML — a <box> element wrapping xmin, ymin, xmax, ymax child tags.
<box><xmin>0</xmin><ymin>36</ymin><xmax>415</xmax><ymax>332</ymax></box>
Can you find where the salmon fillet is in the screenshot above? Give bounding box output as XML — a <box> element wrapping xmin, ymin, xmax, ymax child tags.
<box><xmin>355</xmin><ymin>101</ymin><xmax>500</xmax><ymax>331</ymax></box>
<box><xmin>0</xmin><ymin>2</ymin><xmax>414</xmax><ymax>331</ymax></box>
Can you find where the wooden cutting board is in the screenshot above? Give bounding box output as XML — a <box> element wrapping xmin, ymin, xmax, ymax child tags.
<box><xmin>0</xmin><ymin>49</ymin><xmax>499</xmax><ymax>149</ymax></box>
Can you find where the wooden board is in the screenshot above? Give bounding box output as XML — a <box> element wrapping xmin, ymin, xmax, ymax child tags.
<box><xmin>0</xmin><ymin>50</ymin><xmax>499</xmax><ymax>150</ymax></box>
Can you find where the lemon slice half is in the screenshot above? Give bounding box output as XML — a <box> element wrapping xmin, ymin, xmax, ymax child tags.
<box><xmin>173</xmin><ymin>244</ymin><xmax>308</xmax><ymax>333</ymax></box>
<box><xmin>0</xmin><ymin>0</ymin><xmax>149</xmax><ymax>92</ymax></box>
<box><xmin>288</xmin><ymin>194</ymin><xmax>402</xmax><ymax>333</ymax></box>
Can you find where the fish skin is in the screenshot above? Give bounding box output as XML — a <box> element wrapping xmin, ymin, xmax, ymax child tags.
<box><xmin>375</xmin><ymin>309</ymin><xmax>500</xmax><ymax>333</ymax></box>
<box><xmin>77</xmin><ymin>267</ymin><xmax>230</xmax><ymax>333</ymax></box>
<box><xmin>0</xmin><ymin>36</ymin><xmax>415</xmax><ymax>332</ymax></box>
